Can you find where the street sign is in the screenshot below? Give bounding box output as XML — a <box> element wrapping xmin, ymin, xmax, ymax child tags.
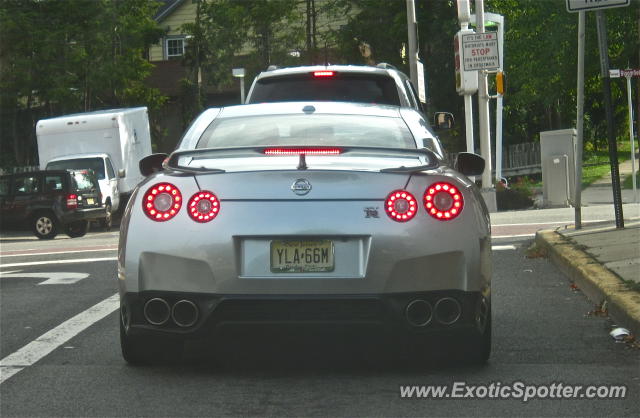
<box><xmin>454</xmin><ymin>29</ymin><xmax>479</xmax><ymax>94</ymax></box>
<box><xmin>566</xmin><ymin>0</ymin><xmax>630</xmax><ymax>13</ymax></box>
<box><xmin>462</xmin><ymin>32</ymin><xmax>499</xmax><ymax>71</ymax></box>
<box><xmin>620</xmin><ymin>68</ymin><xmax>640</xmax><ymax>78</ymax></box>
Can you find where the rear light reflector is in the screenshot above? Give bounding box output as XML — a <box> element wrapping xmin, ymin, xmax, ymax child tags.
<box><xmin>66</xmin><ymin>194</ymin><xmax>78</xmax><ymax>209</ymax></box>
<box><xmin>313</xmin><ymin>70</ymin><xmax>335</xmax><ymax>77</ymax></box>
<box><xmin>187</xmin><ymin>191</ymin><xmax>220</xmax><ymax>223</ymax></box>
<box><xmin>142</xmin><ymin>183</ymin><xmax>182</xmax><ymax>221</ymax></box>
<box><xmin>263</xmin><ymin>148</ymin><xmax>341</xmax><ymax>156</ymax></box>
<box><xmin>424</xmin><ymin>182</ymin><xmax>464</xmax><ymax>220</ymax></box>
<box><xmin>385</xmin><ymin>190</ymin><xmax>417</xmax><ymax>222</ymax></box>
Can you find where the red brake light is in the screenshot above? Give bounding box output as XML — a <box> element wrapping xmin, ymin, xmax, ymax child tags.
<box><xmin>424</xmin><ymin>182</ymin><xmax>464</xmax><ymax>220</ymax></box>
<box><xmin>142</xmin><ymin>183</ymin><xmax>182</xmax><ymax>221</ymax></box>
<box><xmin>66</xmin><ymin>194</ymin><xmax>78</xmax><ymax>209</ymax></box>
<box><xmin>385</xmin><ymin>190</ymin><xmax>417</xmax><ymax>222</ymax></box>
<box><xmin>313</xmin><ymin>70</ymin><xmax>335</xmax><ymax>77</ymax></box>
<box><xmin>187</xmin><ymin>191</ymin><xmax>220</xmax><ymax>223</ymax></box>
<box><xmin>263</xmin><ymin>148</ymin><xmax>341</xmax><ymax>156</ymax></box>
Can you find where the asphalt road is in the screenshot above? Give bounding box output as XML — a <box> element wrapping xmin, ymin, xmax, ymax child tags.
<box><xmin>1</xmin><ymin>224</ymin><xmax>639</xmax><ymax>417</ymax></box>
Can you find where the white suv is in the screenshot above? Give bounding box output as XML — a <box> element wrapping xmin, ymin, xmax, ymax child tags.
<box><xmin>245</xmin><ymin>64</ymin><xmax>425</xmax><ymax>114</ymax></box>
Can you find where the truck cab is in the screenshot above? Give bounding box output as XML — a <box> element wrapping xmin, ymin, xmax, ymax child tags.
<box><xmin>45</xmin><ymin>153</ymin><xmax>121</xmax><ymax>216</ymax></box>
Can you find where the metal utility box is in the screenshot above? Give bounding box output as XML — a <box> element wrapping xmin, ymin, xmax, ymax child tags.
<box><xmin>540</xmin><ymin>129</ymin><xmax>577</xmax><ymax>207</ymax></box>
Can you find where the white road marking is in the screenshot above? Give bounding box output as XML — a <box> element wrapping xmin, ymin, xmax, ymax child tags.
<box><xmin>0</xmin><ymin>271</ymin><xmax>89</xmax><ymax>285</ymax></box>
<box><xmin>0</xmin><ymin>248</ymin><xmax>117</xmax><ymax>258</ymax></box>
<box><xmin>491</xmin><ymin>219</ymin><xmax>607</xmax><ymax>227</ymax></box>
<box><xmin>492</xmin><ymin>233</ymin><xmax>535</xmax><ymax>238</ymax></box>
<box><xmin>0</xmin><ymin>257</ymin><xmax>117</xmax><ymax>269</ymax></box>
<box><xmin>0</xmin><ymin>293</ymin><xmax>119</xmax><ymax>385</ymax></box>
<box><xmin>492</xmin><ymin>245</ymin><xmax>517</xmax><ymax>251</ymax></box>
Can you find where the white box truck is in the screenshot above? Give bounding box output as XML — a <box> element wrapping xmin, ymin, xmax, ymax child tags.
<box><xmin>36</xmin><ymin>107</ymin><xmax>152</xmax><ymax>221</ymax></box>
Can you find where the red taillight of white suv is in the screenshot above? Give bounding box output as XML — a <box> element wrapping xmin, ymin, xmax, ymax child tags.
<box><xmin>424</xmin><ymin>182</ymin><xmax>464</xmax><ymax>220</ymax></box>
<box><xmin>142</xmin><ymin>183</ymin><xmax>182</xmax><ymax>221</ymax></box>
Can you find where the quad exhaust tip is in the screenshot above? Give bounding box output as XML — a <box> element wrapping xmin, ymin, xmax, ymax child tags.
<box><xmin>172</xmin><ymin>299</ymin><xmax>199</xmax><ymax>328</ymax></box>
<box><xmin>405</xmin><ymin>299</ymin><xmax>433</xmax><ymax>327</ymax></box>
<box><xmin>143</xmin><ymin>298</ymin><xmax>171</xmax><ymax>325</ymax></box>
<box><xmin>434</xmin><ymin>297</ymin><xmax>462</xmax><ymax>325</ymax></box>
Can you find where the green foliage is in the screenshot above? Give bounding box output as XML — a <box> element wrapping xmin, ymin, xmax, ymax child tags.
<box><xmin>0</xmin><ymin>0</ymin><xmax>166</xmax><ymax>166</ymax></box>
<box><xmin>496</xmin><ymin>177</ymin><xmax>535</xmax><ymax>210</ymax></box>
<box><xmin>488</xmin><ymin>0</ymin><xmax>639</xmax><ymax>149</ymax></box>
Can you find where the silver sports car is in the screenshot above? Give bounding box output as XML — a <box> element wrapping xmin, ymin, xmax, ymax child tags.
<box><xmin>118</xmin><ymin>102</ymin><xmax>491</xmax><ymax>365</ymax></box>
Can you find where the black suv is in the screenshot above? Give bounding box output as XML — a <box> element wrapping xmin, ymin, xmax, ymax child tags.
<box><xmin>245</xmin><ymin>64</ymin><xmax>425</xmax><ymax>114</ymax></box>
<box><xmin>0</xmin><ymin>169</ymin><xmax>106</xmax><ymax>239</ymax></box>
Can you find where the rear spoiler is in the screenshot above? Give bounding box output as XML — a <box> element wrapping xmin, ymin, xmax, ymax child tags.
<box><xmin>163</xmin><ymin>146</ymin><xmax>440</xmax><ymax>174</ymax></box>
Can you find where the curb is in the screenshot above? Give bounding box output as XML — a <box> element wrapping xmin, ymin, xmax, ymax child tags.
<box><xmin>535</xmin><ymin>229</ymin><xmax>640</xmax><ymax>338</ymax></box>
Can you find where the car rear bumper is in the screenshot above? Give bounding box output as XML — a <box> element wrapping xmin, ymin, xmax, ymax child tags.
<box><xmin>120</xmin><ymin>290</ymin><xmax>490</xmax><ymax>339</ymax></box>
<box><xmin>59</xmin><ymin>207</ymin><xmax>107</xmax><ymax>223</ymax></box>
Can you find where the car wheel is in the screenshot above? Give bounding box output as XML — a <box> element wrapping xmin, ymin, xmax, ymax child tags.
<box><xmin>461</xmin><ymin>306</ymin><xmax>492</xmax><ymax>365</ymax></box>
<box><xmin>32</xmin><ymin>212</ymin><xmax>59</xmax><ymax>240</ymax></box>
<box><xmin>100</xmin><ymin>203</ymin><xmax>113</xmax><ymax>230</ymax></box>
<box><xmin>65</xmin><ymin>220</ymin><xmax>89</xmax><ymax>238</ymax></box>
<box><xmin>119</xmin><ymin>311</ymin><xmax>184</xmax><ymax>366</ymax></box>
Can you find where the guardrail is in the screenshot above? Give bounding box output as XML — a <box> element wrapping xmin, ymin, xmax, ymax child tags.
<box><xmin>449</xmin><ymin>142</ymin><xmax>542</xmax><ymax>177</ymax></box>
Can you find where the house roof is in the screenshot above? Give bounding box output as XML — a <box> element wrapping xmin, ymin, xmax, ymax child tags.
<box><xmin>154</xmin><ymin>0</ymin><xmax>185</xmax><ymax>22</ymax></box>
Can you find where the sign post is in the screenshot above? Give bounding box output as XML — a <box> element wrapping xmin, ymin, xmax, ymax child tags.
<box><xmin>567</xmin><ymin>0</ymin><xmax>630</xmax><ymax>229</ymax></box>
<box><xmin>575</xmin><ymin>11</ymin><xmax>586</xmax><ymax>229</ymax></box>
<box><xmin>595</xmin><ymin>10</ymin><xmax>624</xmax><ymax>228</ymax></box>
<box><xmin>611</xmin><ymin>68</ymin><xmax>640</xmax><ymax>203</ymax></box>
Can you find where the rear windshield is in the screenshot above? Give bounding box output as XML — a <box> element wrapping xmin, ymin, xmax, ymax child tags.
<box><xmin>70</xmin><ymin>171</ymin><xmax>96</xmax><ymax>192</ymax></box>
<box><xmin>47</xmin><ymin>158</ymin><xmax>105</xmax><ymax>180</ymax></box>
<box><xmin>248</xmin><ymin>73</ymin><xmax>401</xmax><ymax>106</ymax></box>
<box><xmin>196</xmin><ymin>114</ymin><xmax>416</xmax><ymax>149</ymax></box>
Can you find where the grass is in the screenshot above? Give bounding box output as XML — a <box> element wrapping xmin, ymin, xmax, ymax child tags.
<box><xmin>580</xmin><ymin>140</ymin><xmax>636</xmax><ymax>189</ymax></box>
<box><xmin>623</xmin><ymin>170</ymin><xmax>639</xmax><ymax>190</ymax></box>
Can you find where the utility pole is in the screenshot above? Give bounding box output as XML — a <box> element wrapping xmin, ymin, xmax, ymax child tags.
<box><xmin>455</xmin><ymin>0</ymin><xmax>477</xmax><ymax>154</ymax></box>
<box><xmin>476</xmin><ymin>0</ymin><xmax>496</xmax><ymax>211</ymax></box>
<box><xmin>575</xmin><ymin>11</ymin><xmax>585</xmax><ymax>229</ymax></box>
<box><xmin>406</xmin><ymin>0</ymin><xmax>418</xmax><ymax>88</ymax></box>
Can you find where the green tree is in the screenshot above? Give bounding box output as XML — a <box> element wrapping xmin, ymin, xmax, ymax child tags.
<box><xmin>488</xmin><ymin>0</ymin><xmax>639</xmax><ymax>149</ymax></box>
<box><xmin>0</xmin><ymin>0</ymin><xmax>166</xmax><ymax>167</ymax></box>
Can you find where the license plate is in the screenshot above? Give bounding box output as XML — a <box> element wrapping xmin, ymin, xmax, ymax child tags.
<box><xmin>270</xmin><ymin>240</ymin><xmax>334</xmax><ymax>273</ymax></box>
<box><xmin>86</xmin><ymin>198</ymin><xmax>94</xmax><ymax>205</ymax></box>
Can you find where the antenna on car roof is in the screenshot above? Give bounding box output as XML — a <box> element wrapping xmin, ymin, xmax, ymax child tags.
<box><xmin>267</xmin><ymin>65</ymin><xmax>278</xmax><ymax>71</ymax></box>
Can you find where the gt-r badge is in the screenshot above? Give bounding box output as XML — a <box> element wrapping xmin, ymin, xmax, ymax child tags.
<box><xmin>364</xmin><ymin>207</ymin><xmax>379</xmax><ymax>218</ymax></box>
<box><xmin>291</xmin><ymin>178</ymin><xmax>312</xmax><ymax>195</ymax></box>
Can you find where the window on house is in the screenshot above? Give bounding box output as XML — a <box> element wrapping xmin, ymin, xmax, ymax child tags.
<box><xmin>166</xmin><ymin>38</ymin><xmax>185</xmax><ymax>58</ymax></box>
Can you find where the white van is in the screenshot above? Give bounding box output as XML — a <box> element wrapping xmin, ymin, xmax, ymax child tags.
<box><xmin>37</xmin><ymin>107</ymin><xmax>152</xmax><ymax>226</ymax></box>
<box><xmin>45</xmin><ymin>153</ymin><xmax>121</xmax><ymax>214</ymax></box>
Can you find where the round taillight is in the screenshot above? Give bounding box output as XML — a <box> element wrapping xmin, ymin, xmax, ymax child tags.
<box><xmin>142</xmin><ymin>183</ymin><xmax>182</xmax><ymax>221</ymax></box>
<box><xmin>385</xmin><ymin>190</ymin><xmax>418</xmax><ymax>222</ymax></box>
<box><xmin>424</xmin><ymin>182</ymin><xmax>464</xmax><ymax>220</ymax></box>
<box><xmin>187</xmin><ymin>191</ymin><xmax>220</xmax><ymax>222</ymax></box>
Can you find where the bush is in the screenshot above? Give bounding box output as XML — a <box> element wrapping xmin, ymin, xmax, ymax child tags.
<box><xmin>496</xmin><ymin>177</ymin><xmax>534</xmax><ymax>210</ymax></box>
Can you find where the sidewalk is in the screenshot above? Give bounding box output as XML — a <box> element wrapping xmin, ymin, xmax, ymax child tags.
<box><xmin>581</xmin><ymin>154</ymin><xmax>639</xmax><ymax>205</ymax></box>
<box><xmin>535</xmin><ymin>220</ymin><xmax>640</xmax><ymax>338</ymax></box>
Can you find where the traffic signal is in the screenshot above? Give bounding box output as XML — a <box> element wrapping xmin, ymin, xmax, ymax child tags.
<box><xmin>496</xmin><ymin>71</ymin><xmax>505</xmax><ymax>95</ymax></box>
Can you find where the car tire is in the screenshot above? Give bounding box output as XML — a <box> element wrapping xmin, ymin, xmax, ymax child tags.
<box><xmin>119</xmin><ymin>312</ymin><xmax>184</xmax><ymax>366</ymax></box>
<box><xmin>100</xmin><ymin>203</ymin><xmax>112</xmax><ymax>231</ymax></box>
<box><xmin>32</xmin><ymin>212</ymin><xmax>59</xmax><ymax>240</ymax></box>
<box><xmin>462</xmin><ymin>306</ymin><xmax>492</xmax><ymax>365</ymax></box>
<box><xmin>65</xmin><ymin>220</ymin><xmax>89</xmax><ymax>238</ymax></box>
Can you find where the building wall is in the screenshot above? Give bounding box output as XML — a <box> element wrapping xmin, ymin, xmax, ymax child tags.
<box><xmin>149</xmin><ymin>0</ymin><xmax>198</xmax><ymax>62</ymax></box>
